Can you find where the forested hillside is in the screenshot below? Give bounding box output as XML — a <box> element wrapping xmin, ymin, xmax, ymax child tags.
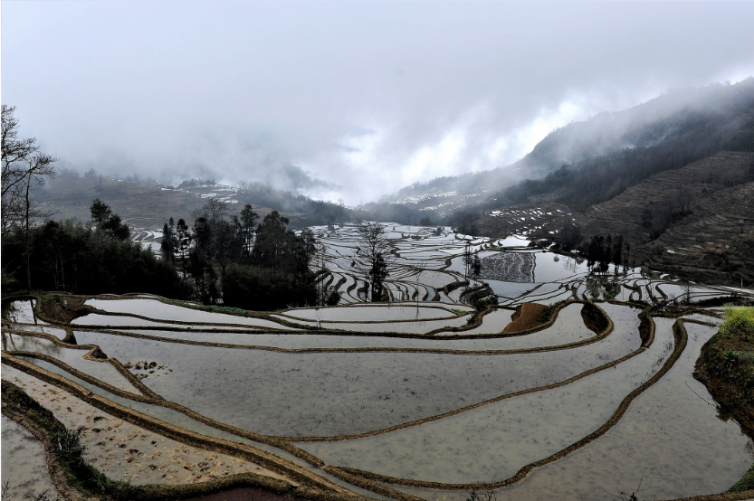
<box><xmin>432</xmin><ymin>79</ymin><xmax>754</xmax><ymax>286</ymax></box>
<box><xmin>389</xmin><ymin>79</ymin><xmax>754</xmax><ymax>215</ymax></box>
<box><xmin>33</xmin><ymin>174</ymin><xmax>427</xmax><ymax>233</ymax></box>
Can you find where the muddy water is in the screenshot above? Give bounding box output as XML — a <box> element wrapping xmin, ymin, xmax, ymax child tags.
<box><xmin>1</xmin><ymin>415</ymin><xmax>60</xmax><ymax>500</ymax></box>
<box><xmin>182</xmin><ymin>487</ymin><xmax>292</xmax><ymax>501</ymax></box>
<box><xmin>83</xmin><ymin>299</ymin><xmax>298</xmax><ymax>329</ymax></box>
<box><xmin>73</xmin><ymin>313</ymin><xmax>296</xmax><ymax>331</ymax></box>
<box><xmin>2</xmin><ymin>367</ymin><xmax>284</xmax><ymax>487</ymax></box>
<box><xmin>2</xmin><ymin>331</ymin><xmax>142</xmax><ymax>394</ymax></box>
<box><xmin>75</xmin><ymin>304</ymin><xmax>585</xmax><ymax>351</ymax></box>
<box><xmin>280</xmin><ymin>305</ymin><xmax>456</xmax><ymax>322</ymax></box>
<box><xmin>74</xmin><ymin>303</ymin><xmax>592</xmax><ymax>351</ymax></box>
<box><xmin>0</xmin><ymin>363</ymin><xmax>386</xmax><ymax>500</ymax></box>
<box><xmin>270</xmin><ymin>314</ymin><xmax>473</xmax><ymax>333</ymax></box>
<box><xmin>70</xmin><ymin>304</ymin><xmax>641</xmax><ymax>437</ymax></box>
<box><xmin>3</xmin><ymin>322</ymin><xmax>70</xmax><ymax>339</ymax></box>
<box><xmin>296</xmin><ymin>317</ymin><xmax>676</xmax><ymax>484</ymax></box>
<box><xmin>398</xmin><ymin>321</ymin><xmax>754</xmax><ymax>501</ymax></box>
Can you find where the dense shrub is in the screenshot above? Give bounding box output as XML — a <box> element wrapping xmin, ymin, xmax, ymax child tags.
<box><xmin>1</xmin><ymin>220</ymin><xmax>186</xmax><ymax>298</ymax></box>
<box><xmin>222</xmin><ymin>265</ymin><xmax>316</xmax><ymax>311</ymax></box>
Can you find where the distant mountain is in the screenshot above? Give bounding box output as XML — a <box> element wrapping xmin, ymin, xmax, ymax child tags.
<box><xmin>447</xmin><ymin>79</ymin><xmax>754</xmax><ymax>286</ymax></box>
<box><xmin>34</xmin><ymin>172</ymin><xmax>426</xmax><ymax>234</ymax></box>
<box><xmin>33</xmin><ymin>174</ymin><xmax>349</xmax><ymax>231</ymax></box>
<box><xmin>385</xmin><ymin>78</ymin><xmax>754</xmax><ymax>215</ymax></box>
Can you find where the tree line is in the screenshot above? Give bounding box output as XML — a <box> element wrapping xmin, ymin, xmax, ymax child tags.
<box><xmin>1</xmin><ymin>107</ymin><xmax>321</xmax><ymax>309</ymax></box>
<box><xmin>159</xmin><ymin>198</ymin><xmax>320</xmax><ymax>309</ymax></box>
<box><xmin>2</xmin><ymin>201</ymin><xmax>182</xmax><ymax>297</ymax></box>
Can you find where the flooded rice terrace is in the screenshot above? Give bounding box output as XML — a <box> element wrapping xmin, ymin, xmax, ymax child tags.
<box><xmin>2</xmin><ymin>222</ymin><xmax>753</xmax><ymax>501</ymax></box>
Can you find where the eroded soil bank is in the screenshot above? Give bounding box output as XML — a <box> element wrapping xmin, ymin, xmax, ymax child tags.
<box><xmin>2</xmin><ymin>365</ymin><xmax>286</xmax><ymax>486</ymax></box>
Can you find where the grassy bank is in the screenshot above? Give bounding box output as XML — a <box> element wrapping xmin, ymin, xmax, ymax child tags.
<box><xmin>695</xmin><ymin>306</ymin><xmax>754</xmax><ymax>492</ymax></box>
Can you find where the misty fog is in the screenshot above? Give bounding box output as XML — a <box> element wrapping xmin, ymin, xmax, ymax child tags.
<box><xmin>3</xmin><ymin>1</ymin><xmax>753</xmax><ymax>204</ymax></box>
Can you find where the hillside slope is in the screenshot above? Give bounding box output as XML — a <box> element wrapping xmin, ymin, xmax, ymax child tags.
<box><xmin>467</xmin><ymin>151</ymin><xmax>754</xmax><ymax>285</ymax></box>
<box><xmin>644</xmin><ymin>180</ymin><xmax>754</xmax><ymax>284</ymax></box>
<box><xmin>386</xmin><ymin>79</ymin><xmax>754</xmax><ymax>211</ymax></box>
<box><xmin>580</xmin><ymin>151</ymin><xmax>754</xmax><ymax>283</ymax></box>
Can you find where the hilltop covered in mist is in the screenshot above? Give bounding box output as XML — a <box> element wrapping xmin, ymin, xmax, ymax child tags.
<box><xmin>387</xmin><ymin>79</ymin><xmax>754</xmax><ymax>212</ymax></box>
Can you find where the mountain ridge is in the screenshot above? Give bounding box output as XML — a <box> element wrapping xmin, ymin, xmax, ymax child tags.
<box><xmin>384</xmin><ymin>78</ymin><xmax>754</xmax><ymax>213</ymax></box>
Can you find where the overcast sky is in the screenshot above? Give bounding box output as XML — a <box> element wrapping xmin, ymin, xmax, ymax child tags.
<box><xmin>3</xmin><ymin>1</ymin><xmax>754</xmax><ymax>204</ymax></box>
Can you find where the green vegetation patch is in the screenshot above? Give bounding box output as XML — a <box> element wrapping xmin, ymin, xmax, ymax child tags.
<box><xmin>720</xmin><ymin>307</ymin><xmax>754</xmax><ymax>340</ymax></box>
<box><xmin>160</xmin><ymin>296</ymin><xmax>267</xmax><ymax>318</ymax></box>
<box><xmin>38</xmin><ymin>294</ymin><xmax>92</xmax><ymax>324</ymax></box>
<box><xmin>730</xmin><ymin>462</ymin><xmax>754</xmax><ymax>492</ymax></box>
<box><xmin>695</xmin><ymin>306</ymin><xmax>754</xmax><ymax>492</ymax></box>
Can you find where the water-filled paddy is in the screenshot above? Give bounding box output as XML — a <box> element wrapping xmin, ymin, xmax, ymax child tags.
<box><xmin>68</xmin><ymin>304</ymin><xmax>639</xmax><ymax>437</ymax></box>
<box><xmin>2</xmin><ymin>331</ymin><xmax>143</xmax><ymax>394</ymax></box>
<box><xmin>398</xmin><ymin>321</ymin><xmax>754</xmax><ymax>501</ymax></box>
<box><xmin>83</xmin><ymin>298</ymin><xmax>297</xmax><ymax>329</ymax></box>
<box><xmin>0</xmin><ymin>363</ymin><xmax>393</xmax><ymax>500</ymax></box>
<box><xmin>280</xmin><ymin>304</ymin><xmax>457</xmax><ymax>322</ymax></box>
<box><xmin>531</xmin><ymin>254</ymin><xmax>590</xmax><ymax>282</ymax></box>
<box><xmin>296</xmin><ymin>316</ymin><xmax>675</xmax><ymax>484</ymax></box>
<box><xmin>1</xmin><ymin>415</ymin><xmax>60</xmax><ymax>500</ymax></box>
<box><xmin>270</xmin><ymin>314</ymin><xmax>472</xmax><ymax>334</ymax></box>
<box><xmin>484</xmin><ymin>280</ymin><xmax>540</xmax><ymax>299</ymax></box>
<box><xmin>2</xmin><ymin>299</ymin><xmax>45</xmax><ymax>324</ymax></box>
<box><xmin>4</xmin><ymin>224</ymin><xmax>754</xmax><ymax>501</ymax></box>
<box><xmin>75</xmin><ymin>307</ymin><xmax>589</xmax><ymax>351</ymax></box>
<box><xmin>3</xmin><ymin>322</ymin><xmax>70</xmax><ymax>339</ymax></box>
<box><xmin>73</xmin><ymin>312</ymin><xmax>297</xmax><ymax>331</ymax></box>
<box><xmin>73</xmin><ymin>303</ymin><xmax>595</xmax><ymax>351</ymax></box>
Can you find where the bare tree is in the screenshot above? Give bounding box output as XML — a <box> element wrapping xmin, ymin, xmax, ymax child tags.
<box><xmin>672</xmin><ymin>189</ymin><xmax>694</xmax><ymax>215</ymax></box>
<box><xmin>2</xmin><ymin>105</ymin><xmax>57</xmax><ymax>232</ymax></box>
<box><xmin>2</xmin><ymin>105</ymin><xmax>57</xmax><ymax>288</ymax></box>
<box><xmin>192</xmin><ymin>197</ymin><xmax>228</xmax><ymax>225</ymax></box>
<box><xmin>462</xmin><ymin>242</ymin><xmax>473</xmax><ymax>282</ymax></box>
<box><xmin>471</xmin><ymin>251</ymin><xmax>482</xmax><ymax>284</ymax></box>
<box><xmin>412</xmin><ymin>261</ymin><xmax>428</xmax><ymax>316</ymax></box>
<box><xmin>354</xmin><ymin>222</ymin><xmax>395</xmax><ymax>302</ymax></box>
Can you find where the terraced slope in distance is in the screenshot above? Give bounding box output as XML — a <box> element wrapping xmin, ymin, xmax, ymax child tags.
<box><xmin>580</xmin><ymin>151</ymin><xmax>754</xmax><ymax>241</ymax></box>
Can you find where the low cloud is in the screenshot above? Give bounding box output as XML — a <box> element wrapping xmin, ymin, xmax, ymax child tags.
<box><xmin>3</xmin><ymin>1</ymin><xmax>753</xmax><ymax>205</ymax></box>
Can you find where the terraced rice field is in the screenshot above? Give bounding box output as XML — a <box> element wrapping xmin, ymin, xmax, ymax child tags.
<box><xmin>2</xmin><ymin>224</ymin><xmax>753</xmax><ymax>501</ymax></box>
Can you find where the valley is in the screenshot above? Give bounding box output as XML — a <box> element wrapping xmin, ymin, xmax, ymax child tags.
<box><xmin>3</xmin><ymin>223</ymin><xmax>754</xmax><ymax>501</ymax></box>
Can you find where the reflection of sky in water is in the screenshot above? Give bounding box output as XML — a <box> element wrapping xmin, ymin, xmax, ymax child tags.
<box><xmin>532</xmin><ymin>253</ymin><xmax>590</xmax><ymax>282</ymax></box>
<box><xmin>1</xmin><ymin>415</ymin><xmax>59</xmax><ymax>499</ymax></box>
<box><xmin>485</xmin><ymin>280</ymin><xmax>539</xmax><ymax>298</ymax></box>
<box><xmin>282</xmin><ymin>305</ymin><xmax>455</xmax><ymax>322</ymax></box>
<box><xmin>398</xmin><ymin>322</ymin><xmax>753</xmax><ymax>501</ymax></box>
<box><xmin>496</xmin><ymin>235</ymin><xmax>532</xmax><ymax>247</ymax></box>
<box><xmin>2</xmin><ymin>331</ymin><xmax>62</xmax><ymax>356</ymax></box>
<box><xmin>2</xmin><ymin>300</ymin><xmax>44</xmax><ymax>324</ymax></box>
<box><xmin>70</xmin><ymin>304</ymin><xmax>640</xmax><ymax>437</ymax></box>
<box><xmin>297</xmin><ymin>314</ymin><xmax>672</xmax><ymax>484</ymax></box>
<box><xmin>83</xmin><ymin>299</ymin><xmax>298</xmax><ymax>329</ymax></box>
<box><xmin>3</xmin><ymin>323</ymin><xmax>69</xmax><ymax>340</ymax></box>
<box><xmin>3</xmin><ymin>332</ymin><xmax>139</xmax><ymax>393</ymax></box>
